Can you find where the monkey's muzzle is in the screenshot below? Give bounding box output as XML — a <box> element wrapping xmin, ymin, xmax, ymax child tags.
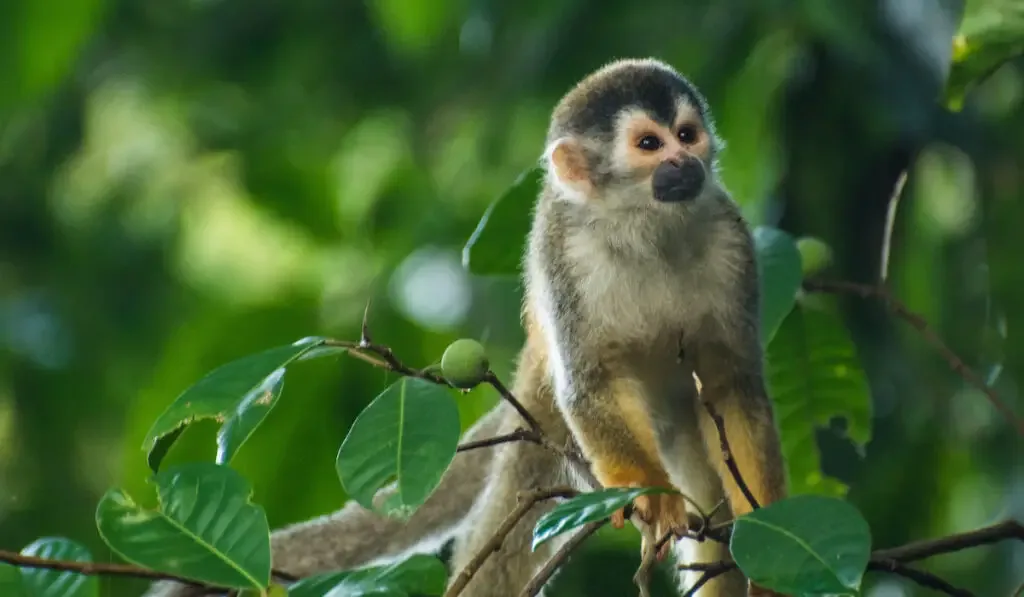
<box><xmin>652</xmin><ymin>158</ymin><xmax>705</xmax><ymax>203</ymax></box>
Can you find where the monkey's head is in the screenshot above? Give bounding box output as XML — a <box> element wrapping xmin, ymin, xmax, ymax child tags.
<box><xmin>542</xmin><ymin>58</ymin><xmax>722</xmax><ymax>211</ymax></box>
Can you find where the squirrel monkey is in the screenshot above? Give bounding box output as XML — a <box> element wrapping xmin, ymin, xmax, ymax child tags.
<box><xmin>524</xmin><ymin>57</ymin><xmax>787</xmax><ymax>593</ymax></box>
<box><xmin>146</xmin><ymin>58</ymin><xmax>787</xmax><ymax>597</ymax></box>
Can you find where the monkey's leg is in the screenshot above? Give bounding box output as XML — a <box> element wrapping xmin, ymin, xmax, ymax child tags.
<box><xmin>143</xmin><ymin>404</ymin><xmax>505</xmax><ymax>597</ymax></box>
<box><xmin>657</xmin><ymin>386</ymin><xmax>748</xmax><ymax>597</ymax></box>
<box><xmin>448</xmin><ymin>407</ymin><xmax>578</xmax><ymax>597</ymax></box>
<box><xmin>692</xmin><ymin>343</ymin><xmax>787</xmax><ymax>597</ymax></box>
<box><xmin>692</xmin><ymin>351</ymin><xmax>786</xmax><ymax>516</ymax></box>
<box><xmin>561</xmin><ymin>375</ymin><xmax>690</xmax><ymax>548</ymax></box>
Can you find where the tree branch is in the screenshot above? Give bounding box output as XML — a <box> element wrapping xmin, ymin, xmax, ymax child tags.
<box><xmin>871</xmin><ymin>520</ymin><xmax>1024</xmax><ymax>563</ymax></box>
<box><xmin>678</xmin><ymin>561</ymin><xmax>737</xmax><ymax>597</ymax></box>
<box><xmin>444</xmin><ymin>487</ymin><xmax>579</xmax><ymax>597</ymax></box>
<box><xmin>520</xmin><ymin>519</ymin><xmax>606</xmax><ymax>597</ymax></box>
<box><xmin>868</xmin><ymin>559</ymin><xmax>974</xmax><ymax>597</ymax></box>
<box><xmin>804</xmin><ymin>279</ymin><xmax>1024</xmax><ymax>436</ymax></box>
<box><xmin>693</xmin><ymin>372</ymin><xmax>760</xmax><ymax>510</ymax></box>
<box><xmin>457</xmin><ymin>428</ymin><xmax>541</xmax><ymax>452</ymax></box>
<box><xmin>679</xmin><ymin>519</ymin><xmax>1023</xmax><ymax>596</ymax></box>
<box><xmin>323</xmin><ymin>339</ymin><xmax>449</xmax><ymax>386</ymax></box>
<box><xmin>0</xmin><ymin>551</ymin><xmax>213</xmax><ymax>587</ymax></box>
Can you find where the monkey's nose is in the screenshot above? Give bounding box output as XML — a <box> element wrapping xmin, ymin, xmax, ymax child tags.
<box><xmin>652</xmin><ymin>157</ymin><xmax>704</xmax><ymax>203</ymax></box>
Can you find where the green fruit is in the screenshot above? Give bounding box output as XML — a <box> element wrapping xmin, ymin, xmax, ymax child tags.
<box><xmin>796</xmin><ymin>236</ymin><xmax>834</xmax><ymax>277</ymax></box>
<box><xmin>441</xmin><ymin>339</ymin><xmax>490</xmax><ymax>389</ymax></box>
<box><xmin>267</xmin><ymin>584</ymin><xmax>288</xmax><ymax>597</ymax></box>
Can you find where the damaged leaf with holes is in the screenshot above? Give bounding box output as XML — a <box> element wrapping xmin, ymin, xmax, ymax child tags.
<box><xmin>95</xmin><ymin>463</ymin><xmax>272</xmax><ymax>591</ymax></box>
<box><xmin>141</xmin><ymin>336</ymin><xmax>343</xmax><ymax>472</ymax></box>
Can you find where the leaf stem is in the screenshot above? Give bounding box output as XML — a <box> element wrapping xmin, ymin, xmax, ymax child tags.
<box><xmin>803</xmin><ymin>279</ymin><xmax>1024</xmax><ymax>436</ymax></box>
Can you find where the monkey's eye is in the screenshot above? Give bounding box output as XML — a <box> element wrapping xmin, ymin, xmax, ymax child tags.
<box><xmin>636</xmin><ymin>135</ymin><xmax>663</xmax><ymax>152</ymax></box>
<box><xmin>677</xmin><ymin>124</ymin><xmax>699</xmax><ymax>145</ymax></box>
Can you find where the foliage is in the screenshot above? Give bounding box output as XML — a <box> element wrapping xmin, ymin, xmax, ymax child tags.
<box><xmin>335</xmin><ymin>377</ymin><xmax>462</xmax><ymax>517</ymax></box>
<box><xmin>730</xmin><ymin>496</ymin><xmax>872</xmax><ymax>595</ymax></box>
<box><xmin>96</xmin><ymin>463</ymin><xmax>272</xmax><ymax>590</ymax></box>
<box><xmin>3</xmin><ymin>0</ymin><xmax>1024</xmax><ymax>595</ymax></box>
<box><xmin>531</xmin><ymin>488</ymin><xmax>675</xmax><ymax>550</ymax></box>
<box><xmin>0</xmin><ymin>539</ymin><xmax>98</xmax><ymax>597</ymax></box>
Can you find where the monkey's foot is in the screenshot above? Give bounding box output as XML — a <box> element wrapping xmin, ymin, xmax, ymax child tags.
<box><xmin>610</xmin><ymin>490</ymin><xmax>689</xmax><ymax>560</ymax></box>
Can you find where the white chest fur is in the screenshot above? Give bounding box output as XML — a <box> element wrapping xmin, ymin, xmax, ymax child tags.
<box><xmin>563</xmin><ymin>217</ymin><xmax>746</xmax><ymax>348</ymax></box>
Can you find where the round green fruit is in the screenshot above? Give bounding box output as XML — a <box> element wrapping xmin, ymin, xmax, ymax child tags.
<box><xmin>266</xmin><ymin>585</ymin><xmax>288</xmax><ymax>597</ymax></box>
<box><xmin>441</xmin><ymin>338</ymin><xmax>490</xmax><ymax>389</ymax></box>
<box><xmin>796</xmin><ymin>236</ymin><xmax>834</xmax><ymax>277</ymax></box>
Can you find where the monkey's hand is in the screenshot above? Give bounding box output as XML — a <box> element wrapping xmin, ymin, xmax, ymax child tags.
<box><xmin>602</xmin><ymin>472</ymin><xmax>689</xmax><ymax>561</ymax></box>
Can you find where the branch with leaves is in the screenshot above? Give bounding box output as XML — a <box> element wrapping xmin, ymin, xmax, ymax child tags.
<box><xmin>6</xmin><ymin>213</ymin><xmax>1024</xmax><ymax>597</ymax></box>
<box><xmin>2</xmin><ymin>285</ymin><xmax>1022</xmax><ymax>597</ymax></box>
<box><xmin>7</xmin><ymin>23</ymin><xmax>1024</xmax><ymax>594</ymax></box>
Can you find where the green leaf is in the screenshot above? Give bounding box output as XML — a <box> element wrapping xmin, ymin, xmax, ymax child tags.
<box><xmin>287</xmin><ymin>554</ymin><xmax>447</xmax><ymax>597</ymax></box>
<box><xmin>142</xmin><ymin>336</ymin><xmax>331</xmax><ymax>472</ymax></box>
<box><xmin>0</xmin><ymin>538</ymin><xmax>98</xmax><ymax>597</ymax></box>
<box><xmin>730</xmin><ymin>495</ymin><xmax>871</xmax><ymax>595</ymax></box>
<box><xmin>766</xmin><ymin>298</ymin><xmax>872</xmax><ymax>496</ymax></box>
<box><xmin>0</xmin><ymin>564</ymin><xmax>25</xmax><ymax>597</ymax></box>
<box><xmin>336</xmin><ymin>377</ymin><xmax>461</xmax><ymax>517</ymax></box>
<box><xmin>531</xmin><ymin>487</ymin><xmax>673</xmax><ymax>550</ymax></box>
<box><xmin>946</xmin><ymin>0</ymin><xmax>1024</xmax><ymax>109</ymax></box>
<box><xmin>462</xmin><ymin>167</ymin><xmax>542</xmax><ymax>276</ymax></box>
<box><xmin>95</xmin><ymin>462</ymin><xmax>271</xmax><ymax>590</ymax></box>
<box><xmin>754</xmin><ymin>226</ymin><xmax>803</xmax><ymax>346</ymax></box>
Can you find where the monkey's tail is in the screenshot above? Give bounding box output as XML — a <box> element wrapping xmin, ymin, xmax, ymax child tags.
<box><xmin>143</xmin><ymin>403</ymin><xmax>506</xmax><ymax>597</ymax></box>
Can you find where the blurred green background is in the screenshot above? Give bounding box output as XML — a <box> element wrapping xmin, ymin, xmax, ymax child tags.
<box><xmin>1</xmin><ymin>0</ymin><xmax>1022</xmax><ymax>595</ymax></box>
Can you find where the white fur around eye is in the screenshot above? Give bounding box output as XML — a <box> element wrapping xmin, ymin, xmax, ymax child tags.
<box><xmin>543</xmin><ymin>137</ymin><xmax>590</xmax><ymax>203</ymax></box>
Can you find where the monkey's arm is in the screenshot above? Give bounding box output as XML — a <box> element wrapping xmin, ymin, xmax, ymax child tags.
<box><xmin>143</xmin><ymin>404</ymin><xmax>505</xmax><ymax>597</ymax></box>
<box><xmin>543</xmin><ymin>324</ymin><xmax>687</xmax><ymax>543</ymax></box>
<box><xmin>691</xmin><ymin>228</ymin><xmax>787</xmax><ymax>519</ymax></box>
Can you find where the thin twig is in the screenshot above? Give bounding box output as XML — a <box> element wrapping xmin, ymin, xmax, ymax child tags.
<box><xmin>634</xmin><ymin>530</ymin><xmax>676</xmax><ymax>597</ymax></box>
<box><xmin>324</xmin><ymin>339</ymin><xmax>449</xmax><ymax>385</ymax></box>
<box><xmin>679</xmin><ymin>561</ymin><xmax>737</xmax><ymax>597</ymax></box>
<box><xmin>457</xmin><ymin>428</ymin><xmax>541</xmax><ymax>452</ymax></box>
<box><xmin>693</xmin><ymin>372</ymin><xmax>760</xmax><ymax>510</ymax></box>
<box><xmin>879</xmin><ymin>170</ymin><xmax>909</xmax><ymax>284</ymax></box>
<box><xmin>484</xmin><ymin>370</ymin><xmax>543</xmax><ymax>433</ymax></box>
<box><xmin>871</xmin><ymin>520</ymin><xmax>1024</xmax><ymax>562</ymax></box>
<box><xmin>520</xmin><ymin>520</ymin><xmax>607</xmax><ymax>597</ymax></box>
<box><xmin>868</xmin><ymin>559</ymin><xmax>974</xmax><ymax>597</ymax></box>
<box><xmin>804</xmin><ymin>280</ymin><xmax>1024</xmax><ymax>436</ymax></box>
<box><xmin>444</xmin><ymin>487</ymin><xmax>579</xmax><ymax>597</ymax></box>
<box><xmin>680</xmin><ymin>520</ymin><xmax>1023</xmax><ymax>594</ymax></box>
<box><xmin>0</xmin><ymin>551</ymin><xmax>212</xmax><ymax>588</ymax></box>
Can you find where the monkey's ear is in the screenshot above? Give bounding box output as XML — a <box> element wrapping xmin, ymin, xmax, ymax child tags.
<box><xmin>543</xmin><ymin>137</ymin><xmax>593</xmax><ymax>201</ymax></box>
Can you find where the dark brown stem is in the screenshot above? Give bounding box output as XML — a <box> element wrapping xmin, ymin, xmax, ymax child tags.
<box><xmin>693</xmin><ymin>373</ymin><xmax>759</xmax><ymax>510</ymax></box>
<box><xmin>803</xmin><ymin>279</ymin><xmax>1024</xmax><ymax>436</ymax></box>
<box><xmin>679</xmin><ymin>520</ymin><xmax>1023</xmax><ymax>595</ymax></box>
<box><xmin>456</xmin><ymin>428</ymin><xmax>542</xmax><ymax>452</ymax></box>
<box><xmin>0</xmin><ymin>550</ymin><xmax>296</xmax><ymax>592</ymax></box>
<box><xmin>678</xmin><ymin>561</ymin><xmax>737</xmax><ymax>597</ymax></box>
<box><xmin>868</xmin><ymin>559</ymin><xmax>974</xmax><ymax>597</ymax></box>
<box><xmin>445</xmin><ymin>487</ymin><xmax>579</xmax><ymax>597</ymax></box>
<box><xmin>520</xmin><ymin>519</ymin><xmax>606</xmax><ymax>597</ymax></box>
<box><xmin>323</xmin><ymin>339</ymin><xmax>450</xmax><ymax>385</ymax></box>
<box><xmin>871</xmin><ymin>520</ymin><xmax>1024</xmax><ymax>563</ymax></box>
<box><xmin>484</xmin><ymin>370</ymin><xmax>543</xmax><ymax>433</ymax></box>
